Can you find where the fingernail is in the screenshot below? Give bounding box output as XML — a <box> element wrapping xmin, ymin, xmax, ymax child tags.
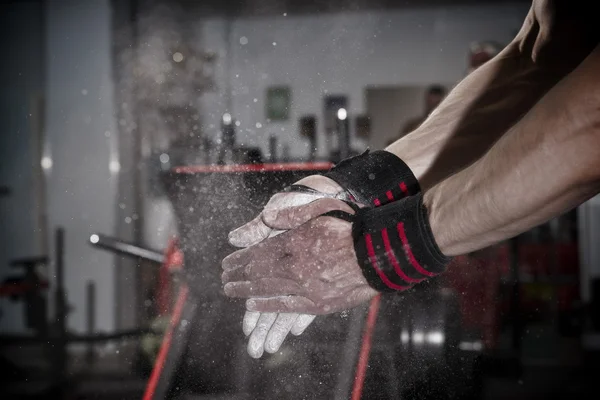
<box><xmin>228</xmin><ymin>230</ymin><xmax>241</xmax><ymax>246</ymax></box>
<box><xmin>223</xmin><ymin>283</ymin><xmax>233</xmax><ymax>296</ymax></box>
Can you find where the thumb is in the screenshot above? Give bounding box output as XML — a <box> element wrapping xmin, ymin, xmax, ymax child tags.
<box><xmin>228</xmin><ymin>214</ymin><xmax>272</xmax><ymax>248</ymax></box>
<box><xmin>229</xmin><ymin>190</ymin><xmax>326</xmax><ymax>247</ymax></box>
<box><xmin>262</xmin><ymin>197</ymin><xmax>355</xmax><ymax>230</ymax></box>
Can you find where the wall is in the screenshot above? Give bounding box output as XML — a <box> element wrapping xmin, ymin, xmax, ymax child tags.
<box><xmin>199</xmin><ymin>3</ymin><xmax>529</xmax><ymax>159</ymax></box>
<box><xmin>0</xmin><ymin>1</ymin><xmax>45</xmax><ymax>333</ymax></box>
<box><xmin>366</xmin><ymin>86</ymin><xmax>440</xmax><ymax>149</ymax></box>
<box><xmin>45</xmin><ymin>0</ymin><xmax>118</xmax><ymax>333</ymax></box>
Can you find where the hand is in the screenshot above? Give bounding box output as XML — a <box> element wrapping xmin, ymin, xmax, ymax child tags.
<box><xmin>242</xmin><ymin>311</ymin><xmax>316</xmax><ymax>358</ymax></box>
<box><xmin>229</xmin><ymin>175</ymin><xmax>344</xmax><ymax>358</ymax></box>
<box><xmin>516</xmin><ymin>0</ymin><xmax>596</xmax><ymax>65</ymax></box>
<box><xmin>228</xmin><ymin>175</ymin><xmax>344</xmax><ymax>247</ymax></box>
<box><xmin>223</xmin><ymin>198</ymin><xmax>378</xmax><ymax>314</ymax></box>
<box><xmin>228</xmin><ymin>150</ymin><xmax>420</xmax><ymax>356</ymax></box>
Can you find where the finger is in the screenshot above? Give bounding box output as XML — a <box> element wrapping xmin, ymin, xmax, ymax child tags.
<box><xmin>223</xmin><ymin>279</ymin><xmax>302</xmax><ymax>298</ymax></box>
<box><xmin>247</xmin><ymin>313</ymin><xmax>277</xmax><ymax>359</ymax></box>
<box><xmin>264</xmin><ymin>191</ymin><xmax>326</xmax><ymax>213</ymax></box>
<box><xmin>222</xmin><ymin>233</ymin><xmax>286</xmax><ymax>272</ymax></box>
<box><xmin>262</xmin><ymin>197</ymin><xmax>355</xmax><ymax>230</ymax></box>
<box><xmin>531</xmin><ymin>0</ymin><xmax>553</xmax><ymax>62</ymax></box>
<box><xmin>222</xmin><ymin>248</ymin><xmax>247</xmax><ymax>271</ymax></box>
<box><xmin>290</xmin><ymin>314</ymin><xmax>316</xmax><ymax>336</ymax></box>
<box><xmin>228</xmin><ymin>214</ymin><xmax>272</xmax><ymax>248</ymax></box>
<box><xmin>517</xmin><ymin>6</ymin><xmax>536</xmax><ymax>55</ymax></box>
<box><xmin>264</xmin><ymin>313</ymin><xmax>299</xmax><ymax>354</ymax></box>
<box><xmin>294</xmin><ymin>175</ymin><xmax>343</xmax><ymax>194</ymax></box>
<box><xmin>222</xmin><ymin>258</ymin><xmax>288</xmax><ymax>283</ymax></box>
<box><xmin>243</xmin><ymin>311</ymin><xmax>261</xmax><ymax>336</ymax></box>
<box><xmin>532</xmin><ymin>25</ymin><xmax>550</xmax><ymax>63</ymax></box>
<box><xmin>229</xmin><ymin>190</ymin><xmax>325</xmax><ymax>248</ymax></box>
<box><xmin>222</xmin><ymin>243</ymin><xmax>267</xmax><ymax>271</ymax></box>
<box><xmin>246</xmin><ymin>296</ymin><xmax>322</xmax><ymax>314</ymax></box>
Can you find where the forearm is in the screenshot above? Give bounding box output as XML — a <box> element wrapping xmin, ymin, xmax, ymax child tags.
<box><xmin>386</xmin><ymin>14</ymin><xmax>591</xmax><ymax>191</ymax></box>
<box><xmin>424</xmin><ymin>45</ymin><xmax>600</xmax><ymax>256</ymax></box>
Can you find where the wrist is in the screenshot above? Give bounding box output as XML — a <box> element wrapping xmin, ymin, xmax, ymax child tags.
<box><xmin>325</xmin><ymin>150</ymin><xmax>420</xmax><ymax>206</ymax></box>
<box><xmin>295</xmin><ymin>175</ymin><xmax>343</xmax><ymax>195</ymax></box>
<box><xmin>422</xmin><ymin>185</ymin><xmax>453</xmax><ymax>257</ymax></box>
<box><xmin>352</xmin><ymin>194</ymin><xmax>451</xmax><ymax>293</ymax></box>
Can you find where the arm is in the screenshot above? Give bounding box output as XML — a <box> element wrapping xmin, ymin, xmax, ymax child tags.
<box><xmin>425</xmin><ymin>44</ymin><xmax>600</xmax><ymax>256</ymax></box>
<box><xmin>221</xmin><ymin>1</ymin><xmax>600</xmax><ymax>317</ymax></box>
<box><xmin>386</xmin><ymin>1</ymin><xmax>598</xmax><ymax>191</ymax></box>
<box><xmin>222</xmin><ymin>44</ymin><xmax>600</xmax><ymax>315</ymax></box>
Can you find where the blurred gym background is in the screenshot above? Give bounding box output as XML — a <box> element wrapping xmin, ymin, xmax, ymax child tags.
<box><xmin>1</xmin><ymin>0</ymin><xmax>599</xmax><ymax>399</ymax></box>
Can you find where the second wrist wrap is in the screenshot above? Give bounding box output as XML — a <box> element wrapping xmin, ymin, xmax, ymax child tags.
<box><xmin>352</xmin><ymin>194</ymin><xmax>451</xmax><ymax>292</ymax></box>
<box><xmin>325</xmin><ymin>150</ymin><xmax>420</xmax><ymax>207</ymax></box>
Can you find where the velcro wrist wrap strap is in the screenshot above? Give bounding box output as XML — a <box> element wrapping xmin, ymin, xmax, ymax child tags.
<box><xmin>352</xmin><ymin>194</ymin><xmax>451</xmax><ymax>292</ymax></box>
<box><xmin>324</xmin><ymin>150</ymin><xmax>419</xmax><ymax>207</ymax></box>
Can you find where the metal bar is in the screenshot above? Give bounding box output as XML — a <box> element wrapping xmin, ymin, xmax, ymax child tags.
<box><xmin>53</xmin><ymin>227</ymin><xmax>67</xmax><ymax>387</ymax></box>
<box><xmin>338</xmin><ymin>117</ymin><xmax>350</xmax><ymax>160</ymax></box>
<box><xmin>269</xmin><ymin>135</ymin><xmax>277</xmax><ymax>162</ymax></box>
<box><xmin>350</xmin><ymin>295</ymin><xmax>382</xmax><ymax>400</ymax></box>
<box><xmin>89</xmin><ymin>233</ymin><xmax>164</xmax><ymax>264</ymax></box>
<box><xmin>67</xmin><ymin>329</ymin><xmax>152</xmax><ymax>342</ymax></box>
<box><xmin>0</xmin><ymin>329</ymin><xmax>154</xmax><ymax>345</ymax></box>
<box><xmin>309</xmin><ymin>132</ymin><xmax>317</xmax><ymax>161</ymax></box>
<box><xmin>86</xmin><ymin>281</ymin><xmax>96</xmax><ymax>366</ymax></box>
<box><xmin>143</xmin><ymin>286</ymin><xmax>196</xmax><ymax>400</ymax></box>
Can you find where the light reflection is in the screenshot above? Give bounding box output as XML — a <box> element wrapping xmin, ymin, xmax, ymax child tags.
<box><xmin>426</xmin><ymin>331</ymin><xmax>445</xmax><ymax>345</ymax></box>
<box><xmin>413</xmin><ymin>331</ymin><xmax>424</xmax><ymax>345</ymax></box>
<box><xmin>172</xmin><ymin>52</ymin><xmax>184</xmax><ymax>63</ymax></box>
<box><xmin>401</xmin><ymin>330</ymin><xmax>410</xmax><ymax>344</ymax></box>
<box><xmin>458</xmin><ymin>340</ymin><xmax>483</xmax><ymax>351</ymax></box>
<box><xmin>41</xmin><ymin>156</ymin><xmax>53</xmax><ymax>170</ymax></box>
<box><xmin>109</xmin><ymin>160</ymin><xmax>121</xmax><ymax>173</ymax></box>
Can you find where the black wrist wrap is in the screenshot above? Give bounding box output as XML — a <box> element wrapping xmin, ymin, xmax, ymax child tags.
<box><xmin>324</xmin><ymin>150</ymin><xmax>420</xmax><ymax>207</ymax></box>
<box><xmin>352</xmin><ymin>194</ymin><xmax>451</xmax><ymax>292</ymax></box>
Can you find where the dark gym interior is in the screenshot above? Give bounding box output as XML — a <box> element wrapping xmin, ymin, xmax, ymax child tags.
<box><xmin>1</xmin><ymin>0</ymin><xmax>599</xmax><ymax>399</ymax></box>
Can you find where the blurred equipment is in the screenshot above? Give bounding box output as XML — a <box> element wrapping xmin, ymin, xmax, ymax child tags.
<box><xmin>89</xmin><ymin>234</ymin><xmax>184</xmax><ymax>373</ymax></box>
<box><xmin>1</xmin><ymin>256</ymin><xmax>49</xmax><ymax>335</ymax></box>
<box><xmin>578</xmin><ymin>195</ymin><xmax>600</xmax><ymax>370</ymax></box>
<box><xmin>265</xmin><ymin>86</ymin><xmax>291</xmax><ymax>121</ymax></box>
<box><xmin>1</xmin><ymin>228</ymin><xmax>154</xmax><ymax>399</ymax></box>
<box><xmin>219</xmin><ymin>113</ymin><xmax>236</xmax><ymax>165</ymax></box>
<box><xmin>400</xmin><ymin>85</ymin><xmax>446</xmax><ymax>135</ymax></box>
<box><xmin>268</xmin><ymin>135</ymin><xmax>278</xmax><ymax>162</ymax></box>
<box><xmin>355</xmin><ymin>115</ymin><xmax>371</xmax><ymax>138</ymax></box>
<box><xmin>89</xmin><ymin>233</ymin><xmax>165</xmax><ymax>265</ymax></box>
<box><xmin>299</xmin><ymin>115</ymin><xmax>317</xmax><ymax>161</ymax></box>
<box><xmin>324</xmin><ymin>95</ymin><xmax>349</xmax><ymax>161</ymax></box>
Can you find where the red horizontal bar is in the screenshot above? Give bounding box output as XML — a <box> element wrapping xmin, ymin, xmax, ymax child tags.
<box><xmin>172</xmin><ymin>162</ymin><xmax>333</xmax><ymax>174</ymax></box>
<box><xmin>0</xmin><ymin>282</ymin><xmax>49</xmax><ymax>297</ymax></box>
